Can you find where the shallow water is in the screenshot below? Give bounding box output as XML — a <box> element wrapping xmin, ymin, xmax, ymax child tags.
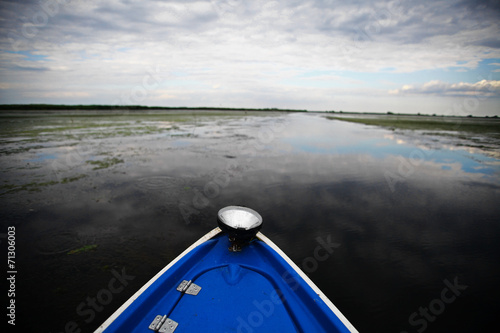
<box><xmin>1</xmin><ymin>110</ymin><xmax>499</xmax><ymax>332</ymax></box>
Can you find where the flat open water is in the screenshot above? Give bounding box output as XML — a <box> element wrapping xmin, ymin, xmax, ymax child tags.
<box><xmin>1</xmin><ymin>110</ymin><xmax>499</xmax><ymax>332</ymax></box>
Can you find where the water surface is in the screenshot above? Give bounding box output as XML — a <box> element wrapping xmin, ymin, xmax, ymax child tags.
<box><xmin>1</xmin><ymin>110</ymin><xmax>499</xmax><ymax>332</ymax></box>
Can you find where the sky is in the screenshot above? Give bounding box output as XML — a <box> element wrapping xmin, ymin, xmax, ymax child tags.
<box><xmin>0</xmin><ymin>0</ymin><xmax>499</xmax><ymax>115</ymax></box>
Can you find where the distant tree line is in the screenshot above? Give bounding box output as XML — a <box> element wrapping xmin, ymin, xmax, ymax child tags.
<box><xmin>0</xmin><ymin>104</ymin><xmax>308</xmax><ymax>112</ymax></box>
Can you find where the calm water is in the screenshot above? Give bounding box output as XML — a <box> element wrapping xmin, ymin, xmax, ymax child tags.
<box><xmin>1</xmin><ymin>110</ymin><xmax>499</xmax><ymax>332</ymax></box>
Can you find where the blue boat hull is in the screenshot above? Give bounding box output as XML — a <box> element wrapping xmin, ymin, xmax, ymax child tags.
<box><xmin>95</xmin><ymin>228</ymin><xmax>357</xmax><ymax>332</ymax></box>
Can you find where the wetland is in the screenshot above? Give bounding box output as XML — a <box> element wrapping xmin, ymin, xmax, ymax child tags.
<box><xmin>1</xmin><ymin>109</ymin><xmax>499</xmax><ymax>332</ymax></box>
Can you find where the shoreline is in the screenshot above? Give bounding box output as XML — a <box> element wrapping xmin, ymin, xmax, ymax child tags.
<box><xmin>0</xmin><ymin>104</ymin><xmax>307</xmax><ymax>113</ymax></box>
<box><xmin>1</xmin><ymin>104</ymin><xmax>498</xmax><ymax>119</ymax></box>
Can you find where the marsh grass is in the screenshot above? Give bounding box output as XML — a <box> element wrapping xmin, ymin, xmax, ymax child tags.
<box><xmin>327</xmin><ymin>115</ymin><xmax>500</xmax><ymax>138</ymax></box>
<box><xmin>86</xmin><ymin>157</ymin><xmax>124</xmax><ymax>170</ymax></box>
<box><xmin>0</xmin><ymin>180</ymin><xmax>59</xmax><ymax>194</ymax></box>
<box><xmin>67</xmin><ymin>244</ymin><xmax>98</xmax><ymax>255</ymax></box>
<box><xmin>0</xmin><ymin>174</ymin><xmax>87</xmax><ymax>195</ymax></box>
<box><xmin>60</xmin><ymin>174</ymin><xmax>87</xmax><ymax>184</ymax></box>
<box><xmin>0</xmin><ymin>110</ymin><xmax>270</xmax><ymax>149</ymax></box>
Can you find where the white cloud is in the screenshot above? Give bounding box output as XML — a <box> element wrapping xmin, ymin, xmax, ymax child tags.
<box><xmin>389</xmin><ymin>80</ymin><xmax>500</xmax><ymax>97</ymax></box>
<box><xmin>44</xmin><ymin>91</ymin><xmax>91</xmax><ymax>98</ymax></box>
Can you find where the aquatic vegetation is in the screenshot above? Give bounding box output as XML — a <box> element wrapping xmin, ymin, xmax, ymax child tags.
<box><xmin>60</xmin><ymin>174</ymin><xmax>87</xmax><ymax>184</ymax></box>
<box><xmin>327</xmin><ymin>115</ymin><xmax>500</xmax><ymax>137</ymax></box>
<box><xmin>0</xmin><ymin>145</ymin><xmax>46</xmax><ymax>155</ymax></box>
<box><xmin>0</xmin><ymin>109</ymin><xmax>285</xmax><ymax>156</ymax></box>
<box><xmin>67</xmin><ymin>244</ymin><xmax>98</xmax><ymax>255</ymax></box>
<box><xmin>0</xmin><ymin>174</ymin><xmax>87</xmax><ymax>195</ymax></box>
<box><xmin>0</xmin><ymin>180</ymin><xmax>59</xmax><ymax>194</ymax></box>
<box><xmin>329</xmin><ymin>115</ymin><xmax>500</xmax><ymax>159</ymax></box>
<box><xmin>86</xmin><ymin>157</ymin><xmax>124</xmax><ymax>170</ymax></box>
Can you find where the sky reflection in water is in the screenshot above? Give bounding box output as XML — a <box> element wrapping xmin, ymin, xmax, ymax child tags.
<box><xmin>282</xmin><ymin>114</ymin><xmax>499</xmax><ymax>180</ymax></box>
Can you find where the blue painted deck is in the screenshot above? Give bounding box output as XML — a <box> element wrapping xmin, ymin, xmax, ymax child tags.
<box><xmin>100</xmin><ymin>231</ymin><xmax>354</xmax><ymax>332</ymax></box>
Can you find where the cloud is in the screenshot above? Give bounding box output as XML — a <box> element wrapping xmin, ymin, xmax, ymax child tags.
<box><xmin>0</xmin><ymin>0</ymin><xmax>499</xmax><ymax>114</ymax></box>
<box><xmin>389</xmin><ymin>80</ymin><xmax>500</xmax><ymax>97</ymax></box>
<box><xmin>44</xmin><ymin>91</ymin><xmax>91</xmax><ymax>98</ymax></box>
<box><xmin>2</xmin><ymin>1</ymin><xmax>498</xmax><ymax>71</ymax></box>
<box><xmin>489</xmin><ymin>62</ymin><xmax>500</xmax><ymax>73</ymax></box>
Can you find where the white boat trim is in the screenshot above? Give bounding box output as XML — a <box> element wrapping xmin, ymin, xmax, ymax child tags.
<box><xmin>256</xmin><ymin>231</ymin><xmax>359</xmax><ymax>333</ymax></box>
<box><xmin>94</xmin><ymin>227</ymin><xmax>222</xmax><ymax>333</ymax></box>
